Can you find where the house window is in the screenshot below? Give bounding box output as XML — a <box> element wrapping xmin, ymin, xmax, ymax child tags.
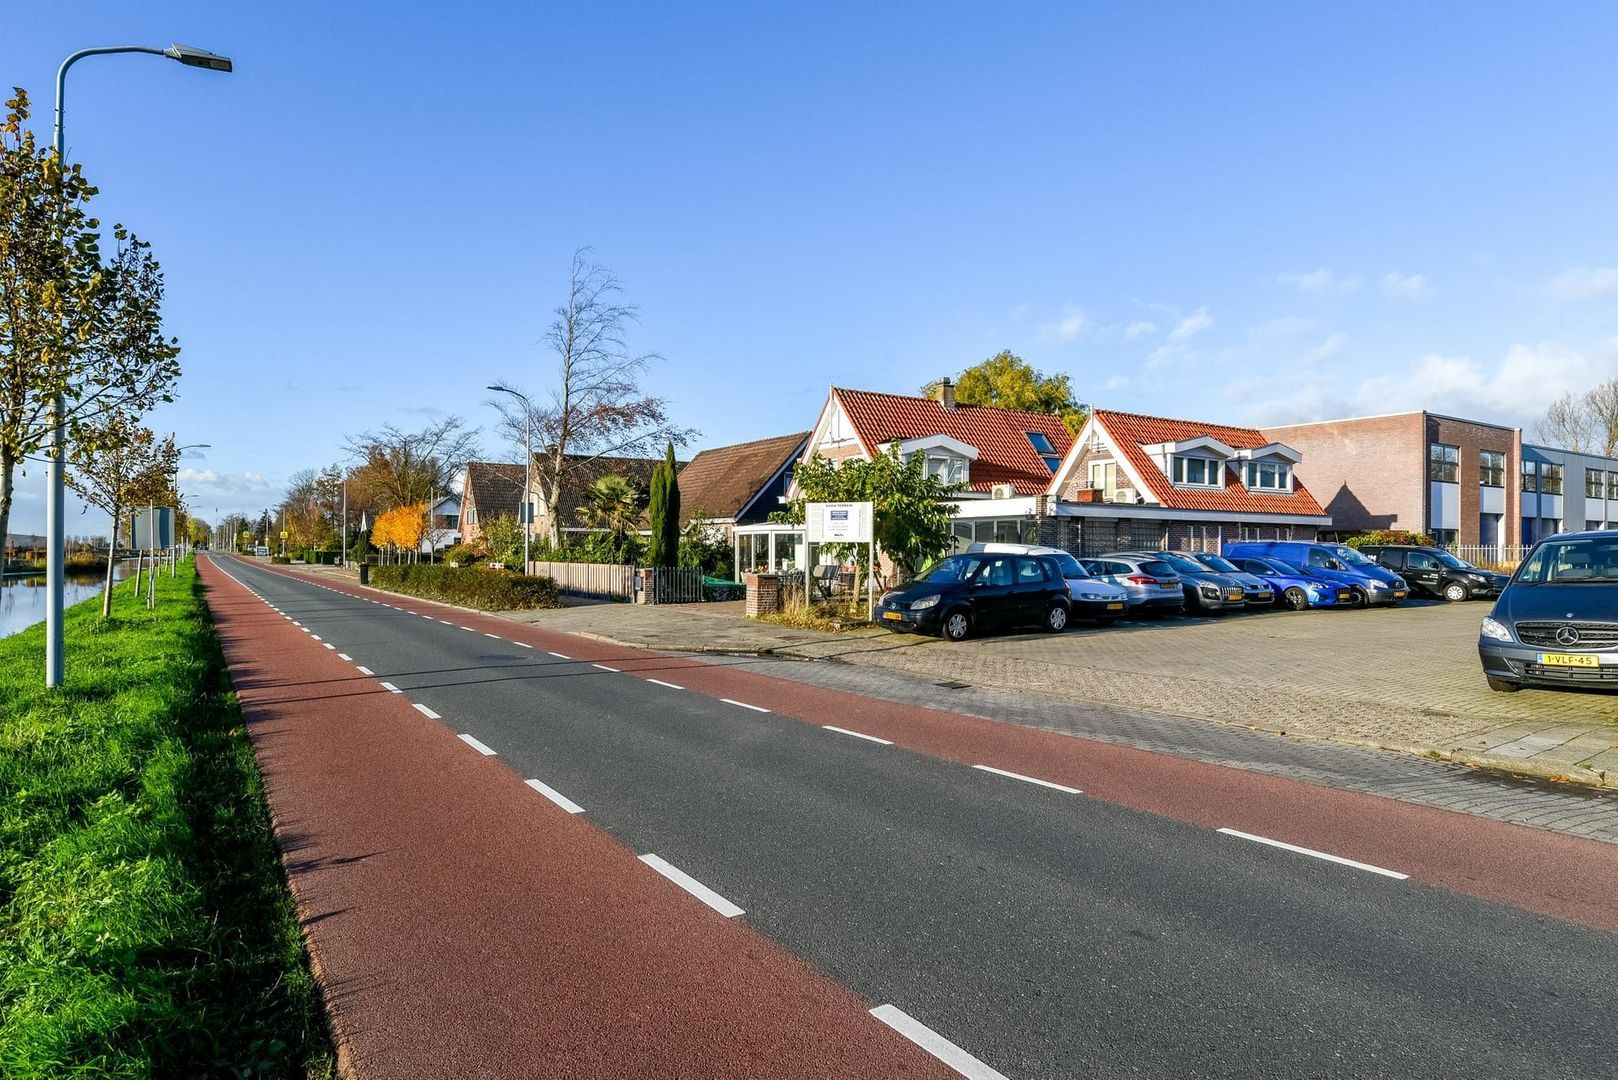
<box><xmin>920</xmin><ymin>454</ymin><xmax>966</xmax><ymax>485</ymax></box>
<box><xmin>466</xmin><ymin>508</ymin><xmax>478</xmax><ymax>525</ymax></box>
<box><xmin>1542</xmin><ymin>463</ymin><xmax>1563</xmax><ymax>495</ymax></box>
<box><xmin>1172</xmin><ymin>456</ymin><xmax>1223</xmax><ymax>486</ymax></box>
<box><xmin>1521</xmin><ymin>461</ymin><xmax>1538</xmax><ymax>492</ymax></box>
<box><xmin>1089</xmin><ymin>461</ymin><xmax>1118</xmax><ymax>496</ymax></box>
<box><xmin>1428</xmin><ymin>443</ymin><xmax>1459</xmax><ymax>483</ymax></box>
<box><xmin>1588</xmin><ymin>520</ymin><xmax>1604</xmax><ymax>532</ymax></box>
<box><xmin>1025</xmin><ymin>432</ymin><xmax>1062</xmax><ymax>472</ymax></box>
<box><xmin>1609</xmin><ymin>471</ymin><xmax>1618</xmax><ymax>499</ymax></box>
<box><xmin>1479</xmin><ymin>450</ymin><xmax>1504</xmax><ymax>487</ymax></box>
<box><xmin>1588</xmin><ymin>468</ymin><xmax>1606</xmax><ymax>499</ymax></box>
<box><xmin>1430</xmin><ymin>528</ymin><xmax>1458</xmax><ymax>547</ymax></box>
<box><xmin>1243</xmin><ymin>460</ymin><xmax>1291</xmax><ymax>491</ymax></box>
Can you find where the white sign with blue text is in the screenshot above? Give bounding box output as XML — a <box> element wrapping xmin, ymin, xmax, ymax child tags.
<box><xmin>806</xmin><ymin>501</ymin><xmax>872</xmax><ymax>544</ymax></box>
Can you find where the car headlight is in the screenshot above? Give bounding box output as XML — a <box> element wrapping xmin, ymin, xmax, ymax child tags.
<box><xmin>1468</xmin><ymin>573</ymin><xmax>1488</xmax><ymax>582</ymax></box>
<box><xmin>1306</xmin><ymin>585</ymin><xmax>1324</xmax><ymax>596</ymax></box>
<box><xmin>1078</xmin><ymin>591</ymin><xmax>1114</xmax><ymax>601</ymax></box>
<box><xmin>910</xmin><ymin>594</ymin><xmax>941</xmax><ymax>610</ymax></box>
<box><xmin>1199</xmin><ymin>584</ymin><xmax>1220</xmax><ymax>596</ymax></box>
<box><xmin>1480</xmin><ymin>616</ymin><xmax>1513</xmax><ymax>642</ymax></box>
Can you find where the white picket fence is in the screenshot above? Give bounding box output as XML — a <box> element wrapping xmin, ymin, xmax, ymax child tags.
<box><xmin>1448</xmin><ymin>544</ymin><xmax>1530</xmax><ymax>568</ymax></box>
<box><xmin>527</xmin><ymin>561</ymin><xmax>707</xmax><ymax>604</ymax></box>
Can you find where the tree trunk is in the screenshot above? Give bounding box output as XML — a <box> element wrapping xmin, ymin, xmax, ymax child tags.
<box><xmin>102</xmin><ymin>503</ymin><xmax>120</xmax><ymax>618</ymax></box>
<box><xmin>0</xmin><ymin>446</ymin><xmax>15</xmax><ymax>570</ymax></box>
<box><xmin>133</xmin><ymin>547</ymin><xmax>144</xmax><ymax>606</ymax></box>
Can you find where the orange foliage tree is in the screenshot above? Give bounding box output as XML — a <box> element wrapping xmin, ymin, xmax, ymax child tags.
<box><xmin>371</xmin><ymin>502</ymin><xmax>426</xmax><ymax>561</ymax></box>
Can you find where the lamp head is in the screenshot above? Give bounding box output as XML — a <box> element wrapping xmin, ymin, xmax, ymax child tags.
<box><xmin>165</xmin><ymin>44</ymin><xmax>233</xmax><ymax>72</ymax></box>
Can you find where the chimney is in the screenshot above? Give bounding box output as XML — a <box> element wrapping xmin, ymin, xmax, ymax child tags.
<box><xmin>936</xmin><ymin>377</ymin><xmax>956</xmax><ymax>410</ymax></box>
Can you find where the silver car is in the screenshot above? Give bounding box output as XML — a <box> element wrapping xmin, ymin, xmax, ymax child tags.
<box><xmin>1080</xmin><ymin>554</ymin><xmax>1186</xmax><ymax>616</ymax></box>
<box><xmin>1184</xmin><ymin>551</ymin><xmax>1277</xmax><ymax>608</ymax></box>
<box><xmin>1117</xmin><ymin>550</ymin><xmax>1250</xmax><ymax>614</ymax></box>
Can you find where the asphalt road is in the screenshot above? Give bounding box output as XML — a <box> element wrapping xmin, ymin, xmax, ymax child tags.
<box><xmin>207</xmin><ymin>556</ymin><xmax>1618</xmax><ymax>1080</ymax></box>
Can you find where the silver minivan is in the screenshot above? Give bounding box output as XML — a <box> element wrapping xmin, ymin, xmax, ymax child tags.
<box><xmin>967</xmin><ymin>542</ymin><xmax>1131</xmax><ymax>624</ymax></box>
<box><xmin>1079</xmin><ymin>553</ymin><xmax>1186</xmax><ymax>616</ymax></box>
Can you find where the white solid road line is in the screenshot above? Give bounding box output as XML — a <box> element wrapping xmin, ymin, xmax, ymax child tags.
<box><xmin>413</xmin><ymin>703</ymin><xmax>441</xmax><ymax>719</ymax></box>
<box><xmin>972</xmin><ymin>764</ymin><xmax>1082</xmax><ymax>795</ymax></box>
<box><xmin>869</xmin><ymin>1005</ymin><xmax>1009</xmax><ymax>1080</ymax></box>
<box><xmin>638</xmin><ymin>854</ymin><xmax>745</xmax><ymax>918</ymax></box>
<box><xmin>823</xmin><ymin>725</ymin><xmax>893</xmax><ymax>745</ymax></box>
<box><xmin>721</xmin><ymin>698</ymin><xmax>770</xmax><ymax>713</ymax></box>
<box><xmin>458</xmin><ymin>733</ymin><xmax>498</xmax><ymax>756</ymax></box>
<box><xmin>380</xmin><ymin>681</ymin><xmax>402</xmax><ymax>693</ymax></box>
<box><xmin>338</xmin><ymin>653</ymin><xmax>352</xmax><ymax>661</ymax></box>
<box><xmin>548</xmin><ymin>651</ymin><xmax>571</xmax><ymax>659</ymax></box>
<box><xmin>591</xmin><ymin>663</ymin><xmax>621</xmax><ymax>672</ymax></box>
<box><xmin>356</xmin><ymin>666</ymin><xmax>374</xmax><ymax>676</ymax></box>
<box><xmin>525</xmin><ymin>778</ymin><xmax>585</xmax><ymax>814</ymax></box>
<box><xmin>1216</xmin><ymin>828</ymin><xmax>1409</xmax><ymax>880</ymax></box>
<box><xmin>644</xmin><ymin>678</ymin><xmax>685</xmax><ymax>690</ymax></box>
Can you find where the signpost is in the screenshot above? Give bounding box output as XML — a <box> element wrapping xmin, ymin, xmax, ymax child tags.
<box><xmin>805</xmin><ymin>501</ymin><xmax>876</xmax><ymax>621</ymax></box>
<box><xmin>133</xmin><ymin>508</ymin><xmax>174</xmax><ymax>609</ymax></box>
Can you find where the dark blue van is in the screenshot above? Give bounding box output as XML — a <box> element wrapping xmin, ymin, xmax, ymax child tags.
<box><xmin>1222</xmin><ymin>541</ymin><xmax>1408</xmax><ymax>607</ymax></box>
<box><xmin>1478</xmin><ymin>529</ymin><xmax>1618</xmax><ymax>692</ymax></box>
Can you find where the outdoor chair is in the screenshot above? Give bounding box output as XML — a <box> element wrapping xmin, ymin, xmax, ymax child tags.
<box><xmin>812</xmin><ymin>563</ymin><xmax>840</xmax><ymax>600</ymax></box>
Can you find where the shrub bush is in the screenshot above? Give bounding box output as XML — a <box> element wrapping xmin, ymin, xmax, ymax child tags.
<box><xmin>1343</xmin><ymin>529</ymin><xmax>1437</xmax><ymax>549</ymax></box>
<box><xmin>439</xmin><ymin>543</ymin><xmax>485</xmax><ymax>566</ymax></box>
<box><xmin>300</xmin><ymin>549</ymin><xmax>342</xmax><ymax>565</ymax></box>
<box><xmin>269</xmin><ymin>555</ymin><xmax>291</xmax><ymax>565</ymax></box>
<box><xmin>370</xmin><ymin>564</ymin><xmax>560</xmax><ymax>610</ymax></box>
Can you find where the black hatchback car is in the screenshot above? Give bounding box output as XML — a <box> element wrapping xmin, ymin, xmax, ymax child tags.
<box><xmin>877</xmin><ymin>552</ymin><xmax>1072</xmax><ymax>641</ymax></box>
<box><xmin>1478</xmin><ymin>530</ymin><xmax>1618</xmax><ymax>692</ymax></box>
<box><xmin>1361</xmin><ymin>544</ymin><xmax>1508</xmax><ymax>601</ymax></box>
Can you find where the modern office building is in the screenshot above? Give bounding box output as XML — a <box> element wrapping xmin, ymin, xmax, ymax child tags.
<box><xmin>1521</xmin><ymin>444</ymin><xmax>1618</xmax><ymax>542</ymax></box>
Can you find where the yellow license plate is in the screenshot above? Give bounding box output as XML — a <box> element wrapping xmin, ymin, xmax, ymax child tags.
<box><xmin>1540</xmin><ymin>653</ymin><xmax>1599</xmax><ymax>668</ymax></box>
<box><xmin>1225</xmin><ymin>590</ymin><xmax>1244</xmax><ymax>600</ymax></box>
<box><xmin>883</xmin><ymin>610</ymin><xmax>904</xmax><ymax>621</ymax></box>
<box><xmin>1107</xmin><ymin>603</ymin><xmax>1124</xmax><ymax>610</ymax></box>
<box><xmin>1394</xmin><ymin>591</ymin><xmax>1407</xmax><ymax>598</ymax></box>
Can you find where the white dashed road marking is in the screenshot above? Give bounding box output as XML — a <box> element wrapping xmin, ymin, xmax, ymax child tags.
<box><xmin>458</xmin><ymin>733</ymin><xmax>497</xmax><ymax>756</ymax></box>
<box><xmin>721</xmin><ymin>698</ymin><xmax>770</xmax><ymax>713</ymax></box>
<box><xmin>638</xmin><ymin>854</ymin><xmax>745</xmax><ymax>918</ymax></box>
<box><xmin>824</xmin><ymin>725</ymin><xmax>892</xmax><ymax>745</ymax></box>
<box><xmin>380</xmin><ymin>682</ymin><xmax>402</xmax><ymax>693</ymax></box>
<box><xmin>525</xmin><ymin>778</ymin><xmax>585</xmax><ymax>814</ymax></box>
<box><xmin>972</xmin><ymin>765</ymin><xmax>1081</xmax><ymax>795</ymax></box>
<box><xmin>644</xmin><ymin>678</ymin><xmax>685</xmax><ymax>690</ymax></box>
<box><xmin>591</xmin><ymin>663</ymin><xmax>620</xmax><ymax>672</ymax></box>
<box><xmin>548</xmin><ymin>651</ymin><xmax>571</xmax><ymax>659</ymax></box>
<box><xmin>1216</xmin><ymin>828</ymin><xmax>1409</xmax><ymax>880</ymax></box>
<box><xmin>338</xmin><ymin>653</ymin><xmax>352</xmax><ymax>661</ymax></box>
<box><xmin>869</xmin><ymin>1005</ymin><xmax>1009</xmax><ymax>1080</ymax></box>
<box><xmin>356</xmin><ymin>666</ymin><xmax>374</xmax><ymax>676</ymax></box>
<box><xmin>413</xmin><ymin>703</ymin><xmax>441</xmax><ymax>719</ymax></box>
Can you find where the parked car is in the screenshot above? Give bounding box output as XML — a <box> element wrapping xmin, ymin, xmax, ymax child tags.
<box><xmin>1359</xmin><ymin>544</ymin><xmax>1508</xmax><ymax>602</ymax></box>
<box><xmin>1478</xmin><ymin>529</ymin><xmax>1618</xmax><ymax>692</ymax></box>
<box><xmin>1114</xmin><ymin>550</ymin><xmax>1249</xmax><ymax>613</ymax></box>
<box><xmin>877</xmin><ymin>552</ymin><xmax>1073</xmax><ymax>641</ymax></box>
<box><xmin>1222</xmin><ymin>541</ymin><xmax>1408</xmax><ymax>607</ymax></box>
<box><xmin>1180</xmin><ymin>552</ymin><xmax>1278</xmax><ymax>607</ymax></box>
<box><xmin>1229</xmin><ymin>555</ymin><xmax>1354</xmax><ymax>610</ymax></box>
<box><xmin>1079</xmin><ymin>554</ymin><xmax>1186</xmax><ymax>616</ymax></box>
<box><xmin>966</xmin><ymin>542</ymin><xmax>1130</xmax><ymax>624</ymax></box>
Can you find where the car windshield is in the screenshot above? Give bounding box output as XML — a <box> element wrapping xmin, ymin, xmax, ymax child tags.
<box><xmin>1160</xmin><ymin>554</ymin><xmax>1203</xmax><ymax>573</ymax></box>
<box><xmin>1435</xmin><ymin>551</ymin><xmax>1471</xmax><ymax>570</ymax></box>
<box><xmin>1051</xmin><ymin>553</ymin><xmax>1090</xmax><ymax>578</ymax></box>
<box><xmin>1331</xmin><ymin>545</ymin><xmax>1377</xmax><ymax>567</ymax></box>
<box><xmin>1270</xmin><ymin>559</ymin><xmax>1306</xmax><ymax>576</ymax></box>
<box><xmin>1513</xmin><ymin>539</ymin><xmax>1618</xmax><ymax>585</ymax></box>
<box><xmin>1141</xmin><ymin>560</ymin><xmax>1177</xmax><ymax>578</ymax></box>
<box><xmin>1198</xmin><ymin>555</ymin><xmax>1240</xmax><ymax>573</ymax></box>
<box><xmin>919</xmin><ymin>555</ymin><xmax>984</xmax><ymax>584</ymax></box>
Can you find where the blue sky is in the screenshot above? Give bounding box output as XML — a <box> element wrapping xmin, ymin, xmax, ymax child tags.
<box><xmin>7</xmin><ymin>2</ymin><xmax>1618</xmax><ymax>534</ymax></box>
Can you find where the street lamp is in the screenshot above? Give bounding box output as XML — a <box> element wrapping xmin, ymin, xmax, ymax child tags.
<box><xmin>44</xmin><ymin>41</ymin><xmax>232</xmax><ymax>687</ymax></box>
<box><xmin>487</xmin><ymin>385</ymin><xmax>533</xmax><ymax>573</ymax></box>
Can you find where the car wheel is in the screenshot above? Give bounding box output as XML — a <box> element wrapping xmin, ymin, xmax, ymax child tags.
<box><xmin>941</xmin><ymin>609</ymin><xmax>972</xmax><ymax>642</ymax></box>
<box><xmin>1443</xmin><ymin>582</ymin><xmax>1468</xmax><ymax>602</ymax></box>
<box><xmin>1043</xmin><ymin>603</ymin><xmax>1069</xmax><ymax>632</ymax></box>
<box><xmin>1486</xmin><ymin>676</ymin><xmax>1520</xmax><ymax>693</ymax></box>
<box><xmin>1283</xmin><ymin>586</ymin><xmax>1310</xmax><ymax>611</ymax></box>
<box><xmin>1345</xmin><ymin>587</ymin><xmax>1368</xmax><ymax>609</ymax></box>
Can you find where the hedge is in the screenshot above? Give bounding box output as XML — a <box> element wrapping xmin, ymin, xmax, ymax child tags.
<box><xmin>369</xmin><ymin>564</ymin><xmax>561</xmax><ymax>610</ymax></box>
<box><xmin>300</xmin><ymin>549</ymin><xmax>342</xmax><ymax>565</ymax></box>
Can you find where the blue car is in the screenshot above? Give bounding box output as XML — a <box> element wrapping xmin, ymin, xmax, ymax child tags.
<box><xmin>1223</xmin><ymin>541</ymin><xmax>1408</xmax><ymax>607</ymax></box>
<box><xmin>1229</xmin><ymin>555</ymin><xmax>1355</xmax><ymax>610</ymax></box>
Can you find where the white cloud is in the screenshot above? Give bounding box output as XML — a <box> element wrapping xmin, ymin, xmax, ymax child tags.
<box><xmin>1104</xmin><ymin>375</ymin><xmax>1130</xmax><ymax>391</ymax></box>
<box><xmin>1168</xmin><ymin>307</ymin><xmax>1212</xmax><ymax>342</ymax></box>
<box><xmin>1304</xmin><ymin>332</ymin><xmax>1347</xmax><ymax>364</ymax></box>
<box><xmin>1547</xmin><ymin>266</ymin><xmax>1618</xmax><ymax>301</ymax></box>
<box><xmin>1039</xmin><ymin>304</ymin><xmax>1089</xmax><ymax>342</ymax></box>
<box><xmin>1122</xmin><ymin>320</ymin><xmax>1157</xmax><ymax>340</ymax></box>
<box><xmin>1252</xmin><ymin>316</ymin><xmax>1312</xmax><ymax>338</ymax></box>
<box><xmin>178</xmin><ymin>467</ymin><xmax>220</xmax><ymax>484</ymax></box>
<box><xmin>1380</xmin><ymin>271</ymin><xmax>1429</xmax><ymax>300</ymax></box>
<box><xmin>1278</xmin><ymin>269</ymin><xmax>1360</xmax><ymax>295</ymax></box>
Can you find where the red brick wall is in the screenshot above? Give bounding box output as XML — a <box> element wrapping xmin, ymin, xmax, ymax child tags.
<box><xmin>1427</xmin><ymin>415</ymin><xmax>1519</xmax><ymax>546</ymax></box>
<box><xmin>1263</xmin><ymin>414</ymin><xmax>1426</xmax><ymax>535</ymax></box>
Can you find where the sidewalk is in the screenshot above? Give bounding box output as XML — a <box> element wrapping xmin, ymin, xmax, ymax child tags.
<box><xmin>283</xmin><ymin>562</ymin><xmax>1618</xmax><ymax>788</ymax></box>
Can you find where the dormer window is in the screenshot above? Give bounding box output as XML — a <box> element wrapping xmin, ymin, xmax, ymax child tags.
<box><xmin>1025</xmin><ymin>431</ymin><xmax>1062</xmax><ymax>472</ymax></box>
<box><xmin>923</xmin><ymin>454</ymin><xmax>967</xmax><ymax>485</ymax></box>
<box><xmin>1172</xmin><ymin>456</ymin><xmax>1224</xmax><ymax>486</ymax></box>
<box><xmin>1244</xmin><ymin>461</ymin><xmax>1292</xmax><ymax>491</ymax></box>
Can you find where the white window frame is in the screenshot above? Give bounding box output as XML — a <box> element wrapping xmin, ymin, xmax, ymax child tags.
<box><xmin>1172</xmin><ymin>455</ymin><xmax>1224</xmax><ymax>487</ymax></box>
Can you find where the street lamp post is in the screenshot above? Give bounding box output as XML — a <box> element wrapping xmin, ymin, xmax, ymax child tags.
<box><xmin>487</xmin><ymin>385</ymin><xmax>533</xmax><ymax>573</ymax></box>
<box><xmin>44</xmin><ymin>42</ymin><xmax>232</xmax><ymax>686</ymax></box>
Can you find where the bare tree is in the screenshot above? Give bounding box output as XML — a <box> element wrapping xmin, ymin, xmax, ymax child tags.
<box><xmin>344</xmin><ymin>416</ymin><xmax>479</xmax><ymax>510</ymax></box>
<box><xmin>492</xmin><ymin>248</ymin><xmax>694</xmax><ymax>546</ymax></box>
<box><xmin>1533</xmin><ymin>391</ymin><xmax>1596</xmax><ymax>452</ymax></box>
<box><xmin>66</xmin><ymin>415</ymin><xmax>176</xmax><ymax>616</ymax></box>
<box><xmin>1585</xmin><ymin>378</ymin><xmax>1618</xmax><ymax>457</ymax></box>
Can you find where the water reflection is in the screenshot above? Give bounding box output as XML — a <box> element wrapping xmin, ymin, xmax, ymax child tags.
<box><xmin>1</xmin><ymin>561</ymin><xmax>138</xmax><ymax>639</ymax></box>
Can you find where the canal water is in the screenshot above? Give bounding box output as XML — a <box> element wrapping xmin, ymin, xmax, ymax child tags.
<box><xmin>1</xmin><ymin>561</ymin><xmax>138</xmax><ymax>639</ymax></box>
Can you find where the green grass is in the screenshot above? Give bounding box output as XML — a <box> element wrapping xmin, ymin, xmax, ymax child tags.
<box><xmin>0</xmin><ymin>560</ymin><xmax>336</xmax><ymax>1078</ymax></box>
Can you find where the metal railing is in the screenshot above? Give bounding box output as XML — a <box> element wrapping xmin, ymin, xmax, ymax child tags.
<box><xmin>1448</xmin><ymin>544</ymin><xmax>1530</xmax><ymax>569</ymax></box>
<box><xmin>640</xmin><ymin>566</ymin><xmax>707</xmax><ymax>604</ymax></box>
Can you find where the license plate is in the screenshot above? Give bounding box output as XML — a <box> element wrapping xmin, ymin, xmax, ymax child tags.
<box><xmin>1225</xmin><ymin>590</ymin><xmax>1244</xmax><ymax>600</ymax></box>
<box><xmin>882</xmin><ymin>610</ymin><xmax>904</xmax><ymax>621</ymax></box>
<box><xmin>1394</xmin><ymin>590</ymin><xmax>1407</xmax><ymax>599</ymax></box>
<box><xmin>1336</xmin><ymin>591</ymin><xmax>1352</xmax><ymax>601</ymax></box>
<box><xmin>1540</xmin><ymin>653</ymin><xmax>1599</xmax><ymax>668</ymax></box>
<box><xmin>1107</xmin><ymin>603</ymin><xmax>1124</xmax><ymax>610</ymax></box>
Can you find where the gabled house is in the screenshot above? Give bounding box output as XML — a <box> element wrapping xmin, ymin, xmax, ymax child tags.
<box><xmin>457</xmin><ymin>461</ymin><xmax>526</xmax><ymax>545</ymax></box>
<box><xmin>533</xmin><ymin>453</ymin><xmax>672</xmax><ymax>542</ymax></box>
<box><xmin>1047</xmin><ymin>409</ymin><xmax>1330</xmax><ymax>554</ymax></box>
<box><xmin>676</xmin><ymin>432</ymin><xmax>809</xmax><ymax>540</ymax></box>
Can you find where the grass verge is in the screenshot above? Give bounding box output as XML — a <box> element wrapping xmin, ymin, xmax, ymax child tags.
<box><xmin>0</xmin><ymin>559</ymin><xmax>335</xmax><ymax>1078</ymax></box>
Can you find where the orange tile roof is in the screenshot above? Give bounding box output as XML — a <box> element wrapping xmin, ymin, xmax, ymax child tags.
<box><xmin>1092</xmin><ymin>408</ymin><xmax>1329</xmax><ymax>516</ymax></box>
<box><xmin>832</xmin><ymin>388</ymin><xmax>1072</xmax><ymax>495</ymax></box>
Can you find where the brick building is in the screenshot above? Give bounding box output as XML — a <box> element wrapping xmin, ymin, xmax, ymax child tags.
<box><xmin>1263</xmin><ymin>412</ymin><xmax>1521</xmax><ymax>549</ymax></box>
